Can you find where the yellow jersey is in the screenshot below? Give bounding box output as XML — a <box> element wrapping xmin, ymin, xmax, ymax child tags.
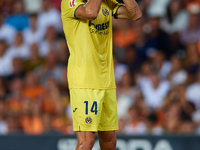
<box><xmin>61</xmin><ymin>0</ymin><xmax>122</xmax><ymax>89</ymax></box>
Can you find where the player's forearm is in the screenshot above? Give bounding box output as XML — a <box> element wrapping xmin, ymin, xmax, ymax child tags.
<box><xmin>83</xmin><ymin>0</ymin><xmax>102</xmax><ymax>19</ymax></box>
<box><xmin>122</xmin><ymin>0</ymin><xmax>142</xmax><ymax>20</ymax></box>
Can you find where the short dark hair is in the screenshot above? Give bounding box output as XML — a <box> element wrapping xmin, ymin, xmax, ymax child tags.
<box><xmin>29</xmin><ymin>13</ymin><xmax>38</xmax><ymax>18</ymax></box>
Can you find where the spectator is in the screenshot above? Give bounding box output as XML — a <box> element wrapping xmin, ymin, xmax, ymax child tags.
<box><xmin>184</xmin><ymin>43</ymin><xmax>200</xmax><ymax>83</ymax></box>
<box><xmin>0</xmin><ymin>100</ymin><xmax>8</xmax><ymax>135</ymax></box>
<box><xmin>163</xmin><ymin>84</ymin><xmax>195</xmax><ymax>133</ymax></box>
<box><xmin>41</xmin><ymin>77</ymin><xmax>62</xmax><ymax>114</ymax></box>
<box><xmin>0</xmin><ymin>40</ymin><xmax>13</xmax><ymax>76</ymax></box>
<box><xmin>164</xmin><ymin>101</ymin><xmax>182</xmax><ymax>134</ymax></box>
<box><xmin>133</xmin><ymin>19</ymin><xmax>147</xmax><ymax>62</ymax></box>
<box><xmin>23</xmin><ymin>43</ymin><xmax>45</xmax><ymax>72</ymax></box>
<box><xmin>161</xmin><ymin>0</ymin><xmax>188</xmax><ymax>34</ymax></box>
<box><xmin>167</xmin><ymin>55</ymin><xmax>187</xmax><ymax>86</ymax></box>
<box><xmin>186</xmin><ymin>70</ymin><xmax>200</xmax><ymax>109</ymax></box>
<box><xmin>124</xmin><ymin>46</ymin><xmax>139</xmax><ymax>74</ymax></box>
<box><xmin>20</xmin><ymin>101</ymin><xmax>44</xmax><ymax>134</ymax></box>
<box><xmin>6</xmin><ymin>114</ymin><xmax>20</xmax><ymax>134</ymax></box>
<box><xmin>51</xmin><ymin>105</ymin><xmax>73</xmax><ymax>134</ymax></box>
<box><xmin>144</xmin><ymin>16</ymin><xmax>171</xmax><ymax>58</ymax></box>
<box><xmin>39</xmin><ymin>26</ymin><xmax>57</xmax><ymax>57</ymax></box>
<box><xmin>35</xmin><ymin>51</ymin><xmax>63</xmax><ymax>85</ymax></box>
<box><xmin>180</xmin><ymin>3</ymin><xmax>200</xmax><ymax>44</ymax></box>
<box><xmin>42</xmin><ymin>113</ymin><xmax>59</xmax><ymax>134</ymax></box>
<box><xmin>0</xmin><ymin>14</ymin><xmax>16</xmax><ymax>44</ymax></box>
<box><xmin>6</xmin><ymin>57</ymin><xmax>26</xmax><ymax>82</ymax></box>
<box><xmin>136</xmin><ymin>61</ymin><xmax>151</xmax><ymax>85</ymax></box>
<box><xmin>145</xmin><ymin>112</ymin><xmax>164</xmax><ymax>135</ymax></box>
<box><xmin>140</xmin><ymin>71</ymin><xmax>170</xmax><ymax>109</ymax></box>
<box><xmin>56</xmin><ymin>39</ymin><xmax>69</xmax><ymax>67</ymax></box>
<box><xmin>124</xmin><ymin>105</ymin><xmax>146</xmax><ymax>135</ymax></box>
<box><xmin>6</xmin><ymin>32</ymin><xmax>29</xmax><ymax>59</ymax></box>
<box><xmin>151</xmin><ymin>50</ymin><xmax>171</xmax><ymax>79</ymax></box>
<box><xmin>6</xmin><ymin>0</ymin><xmax>28</xmax><ymax>31</ymax></box>
<box><xmin>38</xmin><ymin>0</ymin><xmax>62</xmax><ymax>33</ymax></box>
<box><xmin>113</xmin><ymin>19</ymin><xmax>137</xmax><ymax>49</ymax></box>
<box><xmin>117</xmin><ymin>72</ymin><xmax>138</xmax><ymax>119</ymax></box>
<box><xmin>23</xmin><ymin>13</ymin><xmax>44</xmax><ymax>45</ymax></box>
<box><xmin>6</xmin><ymin>78</ymin><xmax>26</xmax><ymax>115</ymax></box>
<box><xmin>22</xmin><ymin>72</ymin><xmax>45</xmax><ymax>100</ymax></box>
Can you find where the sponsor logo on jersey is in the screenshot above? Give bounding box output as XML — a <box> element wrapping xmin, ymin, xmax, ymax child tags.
<box><xmin>85</xmin><ymin>117</ymin><xmax>92</xmax><ymax>124</ymax></box>
<box><xmin>69</xmin><ymin>0</ymin><xmax>77</xmax><ymax>8</ymax></box>
<box><xmin>102</xmin><ymin>7</ymin><xmax>109</xmax><ymax>17</ymax></box>
<box><xmin>89</xmin><ymin>20</ymin><xmax>109</xmax><ymax>31</ymax></box>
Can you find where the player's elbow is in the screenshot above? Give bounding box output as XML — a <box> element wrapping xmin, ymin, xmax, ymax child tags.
<box><xmin>87</xmin><ymin>13</ymin><xmax>98</xmax><ymax>20</ymax></box>
<box><xmin>131</xmin><ymin>11</ymin><xmax>142</xmax><ymax>21</ymax></box>
<box><xmin>85</xmin><ymin>9</ymin><xmax>98</xmax><ymax>20</ymax></box>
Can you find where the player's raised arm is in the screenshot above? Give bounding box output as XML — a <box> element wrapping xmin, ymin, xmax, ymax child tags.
<box><xmin>75</xmin><ymin>0</ymin><xmax>102</xmax><ymax>20</ymax></box>
<box><xmin>115</xmin><ymin>0</ymin><xmax>142</xmax><ymax>21</ymax></box>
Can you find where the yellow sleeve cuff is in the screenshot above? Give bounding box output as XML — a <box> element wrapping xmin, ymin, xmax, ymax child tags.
<box><xmin>112</xmin><ymin>3</ymin><xmax>123</xmax><ymax>19</ymax></box>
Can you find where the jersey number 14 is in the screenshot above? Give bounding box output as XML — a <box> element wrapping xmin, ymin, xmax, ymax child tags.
<box><xmin>84</xmin><ymin>101</ymin><xmax>98</xmax><ymax>115</ymax></box>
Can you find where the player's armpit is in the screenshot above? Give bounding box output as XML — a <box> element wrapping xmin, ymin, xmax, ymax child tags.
<box><xmin>114</xmin><ymin>1</ymin><xmax>142</xmax><ymax>21</ymax></box>
<box><xmin>75</xmin><ymin>0</ymin><xmax>102</xmax><ymax>20</ymax></box>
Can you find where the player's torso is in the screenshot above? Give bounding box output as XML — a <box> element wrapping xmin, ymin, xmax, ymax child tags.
<box><xmin>62</xmin><ymin>0</ymin><xmax>116</xmax><ymax>89</ymax></box>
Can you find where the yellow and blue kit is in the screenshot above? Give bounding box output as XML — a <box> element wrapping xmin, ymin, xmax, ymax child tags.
<box><xmin>61</xmin><ymin>0</ymin><xmax>122</xmax><ymax>132</ymax></box>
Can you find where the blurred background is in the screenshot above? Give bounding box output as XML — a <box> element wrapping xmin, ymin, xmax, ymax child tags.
<box><xmin>0</xmin><ymin>0</ymin><xmax>200</xmax><ymax>139</ymax></box>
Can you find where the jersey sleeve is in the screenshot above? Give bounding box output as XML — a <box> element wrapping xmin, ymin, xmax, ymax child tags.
<box><xmin>109</xmin><ymin>0</ymin><xmax>123</xmax><ymax>19</ymax></box>
<box><xmin>61</xmin><ymin>0</ymin><xmax>85</xmax><ymax>19</ymax></box>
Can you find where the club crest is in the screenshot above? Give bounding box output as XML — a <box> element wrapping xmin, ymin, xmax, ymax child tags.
<box><xmin>85</xmin><ymin>117</ymin><xmax>92</xmax><ymax>124</ymax></box>
<box><xmin>102</xmin><ymin>8</ymin><xmax>109</xmax><ymax>17</ymax></box>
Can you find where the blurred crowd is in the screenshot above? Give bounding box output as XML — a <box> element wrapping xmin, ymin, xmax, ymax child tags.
<box><xmin>0</xmin><ymin>0</ymin><xmax>200</xmax><ymax>136</ymax></box>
